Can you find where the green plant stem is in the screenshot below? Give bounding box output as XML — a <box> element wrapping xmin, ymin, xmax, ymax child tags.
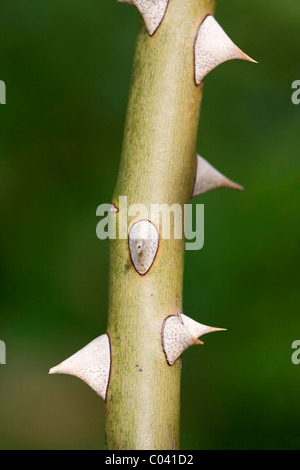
<box><xmin>106</xmin><ymin>0</ymin><xmax>217</xmax><ymax>450</ymax></box>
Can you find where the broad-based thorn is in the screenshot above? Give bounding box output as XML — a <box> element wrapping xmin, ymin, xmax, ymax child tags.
<box><xmin>162</xmin><ymin>310</ymin><xmax>226</xmax><ymax>366</ymax></box>
<box><xmin>49</xmin><ymin>334</ymin><xmax>111</xmax><ymax>400</ymax></box>
<box><xmin>194</xmin><ymin>15</ymin><xmax>257</xmax><ymax>85</ymax></box>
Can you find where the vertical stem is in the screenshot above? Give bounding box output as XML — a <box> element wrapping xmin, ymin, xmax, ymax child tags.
<box><xmin>106</xmin><ymin>0</ymin><xmax>217</xmax><ymax>450</ymax></box>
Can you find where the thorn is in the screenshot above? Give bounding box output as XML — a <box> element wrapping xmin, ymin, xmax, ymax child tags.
<box><xmin>49</xmin><ymin>334</ymin><xmax>111</xmax><ymax>400</ymax></box>
<box><xmin>128</xmin><ymin>220</ymin><xmax>159</xmax><ymax>275</ymax></box>
<box><xmin>162</xmin><ymin>312</ymin><xmax>225</xmax><ymax>366</ymax></box>
<box><xmin>162</xmin><ymin>316</ymin><xmax>197</xmax><ymax>366</ymax></box>
<box><xmin>118</xmin><ymin>0</ymin><xmax>169</xmax><ymax>36</ymax></box>
<box><xmin>193</xmin><ymin>154</ymin><xmax>244</xmax><ymax>197</ymax></box>
<box><xmin>194</xmin><ymin>15</ymin><xmax>257</xmax><ymax>85</ymax></box>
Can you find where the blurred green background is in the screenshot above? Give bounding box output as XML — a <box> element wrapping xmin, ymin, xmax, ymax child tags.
<box><xmin>0</xmin><ymin>0</ymin><xmax>299</xmax><ymax>449</ymax></box>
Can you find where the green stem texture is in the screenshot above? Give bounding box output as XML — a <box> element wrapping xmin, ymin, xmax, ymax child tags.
<box><xmin>106</xmin><ymin>0</ymin><xmax>217</xmax><ymax>450</ymax></box>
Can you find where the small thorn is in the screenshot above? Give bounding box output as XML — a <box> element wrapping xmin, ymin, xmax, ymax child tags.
<box><xmin>192</xmin><ymin>338</ymin><xmax>204</xmax><ymax>345</ymax></box>
<box><xmin>49</xmin><ymin>334</ymin><xmax>111</xmax><ymax>400</ymax></box>
<box><xmin>118</xmin><ymin>0</ymin><xmax>169</xmax><ymax>36</ymax></box>
<box><xmin>193</xmin><ymin>154</ymin><xmax>243</xmax><ymax>197</ymax></box>
<box><xmin>162</xmin><ymin>312</ymin><xmax>225</xmax><ymax>366</ymax></box>
<box><xmin>162</xmin><ymin>316</ymin><xmax>197</xmax><ymax>366</ymax></box>
<box><xmin>194</xmin><ymin>15</ymin><xmax>257</xmax><ymax>85</ymax></box>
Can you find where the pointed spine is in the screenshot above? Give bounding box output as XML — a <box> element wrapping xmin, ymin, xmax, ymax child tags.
<box><xmin>49</xmin><ymin>334</ymin><xmax>111</xmax><ymax>400</ymax></box>
<box><xmin>193</xmin><ymin>154</ymin><xmax>243</xmax><ymax>197</ymax></box>
<box><xmin>194</xmin><ymin>15</ymin><xmax>257</xmax><ymax>85</ymax></box>
<box><xmin>162</xmin><ymin>311</ymin><xmax>225</xmax><ymax>366</ymax></box>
